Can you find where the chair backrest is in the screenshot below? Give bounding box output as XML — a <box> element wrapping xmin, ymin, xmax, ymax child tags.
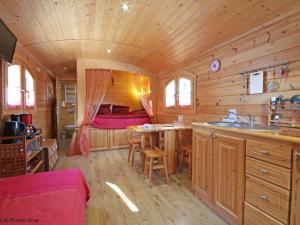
<box><xmin>177</xmin><ymin>130</ymin><xmax>192</xmax><ymax>148</ymax></box>
<box><xmin>158</xmin><ymin>132</ymin><xmax>165</xmax><ymax>150</ymax></box>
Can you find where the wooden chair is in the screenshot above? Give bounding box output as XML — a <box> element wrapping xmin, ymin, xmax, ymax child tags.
<box><xmin>178</xmin><ymin>145</ymin><xmax>192</xmax><ymax>177</ymax></box>
<box><xmin>177</xmin><ymin>130</ymin><xmax>193</xmax><ymax>178</ymax></box>
<box><xmin>143</xmin><ymin>133</ymin><xmax>169</xmax><ymax>187</ymax></box>
<box><xmin>128</xmin><ymin>134</ymin><xmax>142</xmax><ymax>167</ymax></box>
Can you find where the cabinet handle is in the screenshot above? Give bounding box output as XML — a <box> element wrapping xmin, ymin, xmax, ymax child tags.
<box><xmin>259</xmin><ymin>195</ymin><xmax>268</xmax><ymax>200</ymax></box>
<box><xmin>260</xmin><ymin>168</ymin><xmax>268</xmax><ymax>174</ymax></box>
<box><xmin>295</xmin><ymin>152</ymin><xmax>300</xmax><ymax>159</ymax></box>
<box><xmin>260</xmin><ymin>150</ymin><xmax>268</xmax><ymax>155</ymax></box>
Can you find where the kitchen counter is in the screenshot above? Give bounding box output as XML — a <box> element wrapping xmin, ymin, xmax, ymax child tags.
<box><xmin>192</xmin><ymin>122</ymin><xmax>300</xmax><ymax>144</ymax></box>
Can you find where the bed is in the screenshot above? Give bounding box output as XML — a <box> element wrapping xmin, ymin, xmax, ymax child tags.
<box><xmin>92</xmin><ymin>113</ymin><xmax>151</xmax><ymax>129</ymax></box>
<box><xmin>88</xmin><ymin>104</ymin><xmax>151</xmax><ymax>151</ymax></box>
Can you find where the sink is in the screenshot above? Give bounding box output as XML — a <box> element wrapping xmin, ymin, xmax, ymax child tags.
<box><xmin>208</xmin><ymin>122</ymin><xmax>279</xmax><ymax>131</ymax></box>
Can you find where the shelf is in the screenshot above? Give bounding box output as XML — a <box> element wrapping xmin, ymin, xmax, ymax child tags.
<box><xmin>25</xmin><ymin>134</ymin><xmax>42</xmax><ymax>145</ymax></box>
<box><xmin>26</xmin><ymin>148</ymin><xmax>43</xmax><ymax>162</ymax></box>
<box><xmin>270</xmin><ymin>108</ymin><xmax>300</xmax><ymax>111</ymax></box>
<box><xmin>27</xmin><ymin>160</ymin><xmax>44</xmax><ymax>174</ymax></box>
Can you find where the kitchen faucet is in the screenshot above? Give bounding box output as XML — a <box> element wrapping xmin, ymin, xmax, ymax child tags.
<box><xmin>248</xmin><ymin>114</ymin><xmax>255</xmax><ymax>128</ymax></box>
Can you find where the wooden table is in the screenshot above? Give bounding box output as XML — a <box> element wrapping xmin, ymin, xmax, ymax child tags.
<box><xmin>127</xmin><ymin>124</ymin><xmax>192</xmax><ymax>174</ymax></box>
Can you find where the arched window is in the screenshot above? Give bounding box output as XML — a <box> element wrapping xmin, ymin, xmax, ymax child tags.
<box><xmin>165</xmin><ymin>80</ymin><xmax>176</xmax><ymax>107</ymax></box>
<box><xmin>4</xmin><ymin>62</ymin><xmax>36</xmax><ymax>111</ymax></box>
<box><xmin>6</xmin><ymin>64</ymin><xmax>22</xmax><ymax>108</ymax></box>
<box><xmin>164</xmin><ymin>75</ymin><xmax>194</xmax><ymax>111</ymax></box>
<box><xmin>178</xmin><ymin>77</ymin><xmax>192</xmax><ymax>107</ymax></box>
<box><xmin>25</xmin><ymin>69</ymin><xmax>35</xmax><ymax>108</ymax></box>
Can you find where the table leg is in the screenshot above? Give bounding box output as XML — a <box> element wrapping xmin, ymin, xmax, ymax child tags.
<box><xmin>164</xmin><ymin>130</ymin><xmax>176</xmax><ymax>175</ymax></box>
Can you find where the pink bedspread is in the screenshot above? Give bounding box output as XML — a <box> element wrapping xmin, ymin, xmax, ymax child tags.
<box><xmin>0</xmin><ymin>169</ymin><xmax>90</xmax><ymax>225</ymax></box>
<box><xmin>92</xmin><ymin>114</ymin><xmax>150</xmax><ymax>129</ymax></box>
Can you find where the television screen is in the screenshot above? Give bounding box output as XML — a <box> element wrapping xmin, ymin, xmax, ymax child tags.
<box><xmin>0</xmin><ymin>19</ymin><xmax>17</xmax><ymax>63</ymax></box>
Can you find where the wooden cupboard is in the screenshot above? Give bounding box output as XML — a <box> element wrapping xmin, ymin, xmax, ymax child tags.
<box><xmin>245</xmin><ymin>138</ymin><xmax>293</xmax><ymax>225</ymax></box>
<box><xmin>192</xmin><ymin>130</ymin><xmax>213</xmax><ymax>205</ymax></box>
<box><xmin>290</xmin><ymin>147</ymin><xmax>300</xmax><ymax>225</ymax></box>
<box><xmin>193</xmin><ymin>125</ymin><xmax>300</xmax><ymax>225</ymax></box>
<box><xmin>213</xmin><ymin>134</ymin><xmax>245</xmax><ymax>225</ymax></box>
<box><xmin>109</xmin><ymin>129</ymin><xmax>130</xmax><ymax>150</ymax></box>
<box><xmin>193</xmin><ymin>130</ymin><xmax>245</xmax><ymax>225</ymax></box>
<box><xmin>88</xmin><ymin>128</ymin><xmax>129</xmax><ymax>151</ymax></box>
<box><xmin>89</xmin><ymin>128</ymin><xmax>110</xmax><ymax>151</ymax></box>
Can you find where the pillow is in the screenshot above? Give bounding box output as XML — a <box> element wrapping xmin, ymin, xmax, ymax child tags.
<box><xmin>130</xmin><ymin>109</ymin><xmax>147</xmax><ymax>115</ymax></box>
<box><xmin>112</xmin><ymin>105</ymin><xmax>129</xmax><ymax>114</ymax></box>
<box><xmin>97</xmin><ymin>104</ymin><xmax>111</xmax><ymax>115</ymax></box>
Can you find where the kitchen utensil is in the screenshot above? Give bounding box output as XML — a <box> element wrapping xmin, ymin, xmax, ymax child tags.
<box><xmin>21</xmin><ymin>113</ymin><xmax>32</xmax><ymax>125</ymax></box>
<box><xmin>25</xmin><ymin>124</ymin><xmax>37</xmax><ymax>139</ymax></box>
<box><xmin>291</xmin><ymin>95</ymin><xmax>300</xmax><ymax>103</ymax></box>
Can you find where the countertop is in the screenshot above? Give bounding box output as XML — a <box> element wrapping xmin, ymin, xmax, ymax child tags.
<box><xmin>127</xmin><ymin>124</ymin><xmax>192</xmax><ymax>133</ymax></box>
<box><xmin>192</xmin><ymin>122</ymin><xmax>300</xmax><ymax>144</ymax></box>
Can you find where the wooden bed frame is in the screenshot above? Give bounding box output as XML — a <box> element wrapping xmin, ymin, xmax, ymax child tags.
<box><xmin>88</xmin><ymin>127</ymin><xmax>130</xmax><ymax>151</ymax></box>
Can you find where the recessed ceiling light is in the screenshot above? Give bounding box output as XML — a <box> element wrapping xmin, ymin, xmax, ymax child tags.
<box><xmin>122</xmin><ymin>3</ymin><xmax>129</xmax><ymax>11</ymax></box>
<box><xmin>107</xmin><ymin>49</ymin><xmax>111</xmax><ymax>54</ymax></box>
<box><xmin>64</xmin><ymin>66</ymin><xmax>68</xmax><ymax>70</ymax></box>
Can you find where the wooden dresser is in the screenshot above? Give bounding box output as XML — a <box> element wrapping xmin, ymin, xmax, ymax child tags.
<box><xmin>244</xmin><ymin>139</ymin><xmax>292</xmax><ymax>225</ymax></box>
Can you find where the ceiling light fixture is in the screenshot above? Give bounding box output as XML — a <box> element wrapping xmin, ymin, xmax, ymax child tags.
<box><xmin>122</xmin><ymin>3</ymin><xmax>129</xmax><ymax>11</ymax></box>
<box><xmin>107</xmin><ymin>49</ymin><xmax>111</xmax><ymax>54</ymax></box>
<box><xmin>64</xmin><ymin>66</ymin><xmax>68</xmax><ymax>70</ymax></box>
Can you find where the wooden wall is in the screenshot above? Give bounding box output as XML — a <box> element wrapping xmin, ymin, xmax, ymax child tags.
<box><xmin>103</xmin><ymin>70</ymin><xmax>143</xmax><ymax>111</ymax></box>
<box><xmin>0</xmin><ymin>43</ymin><xmax>54</xmax><ymax>138</ymax></box>
<box><xmin>155</xmin><ymin>12</ymin><xmax>300</xmax><ymax>125</ymax></box>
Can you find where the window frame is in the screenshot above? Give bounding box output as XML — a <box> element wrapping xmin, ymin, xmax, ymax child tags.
<box><xmin>23</xmin><ymin>66</ymin><xmax>36</xmax><ymax>110</ymax></box>
<box><xmin>2</xmin><ymin>60</ymin><xmax>36</xmax><ymax>114</ymax></box>
<box><xmin>4</xmin><ymin>62</ymin><xmax>23</xmax><ymax>110</ymax></box>
<box><xmin>164</xmin><ymin>73</ymin><xmax>195</xmax><ymax>114</ymax></box>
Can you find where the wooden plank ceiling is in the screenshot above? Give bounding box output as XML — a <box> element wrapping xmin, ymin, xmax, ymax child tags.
<box><xmin>0</xmin><ymin>0</ymin><xmax>299</xmax><ymax>76</ymax></box>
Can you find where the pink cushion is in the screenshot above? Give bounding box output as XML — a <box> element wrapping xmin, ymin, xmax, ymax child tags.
<box><xmin>130</xmin><ymin>109</ymin><xmax>147</xmax><ymax>115</ymax></box>
<box><xmin>97</xmin><ymin>104</ymin><xmax>111</xmax><ymax>115</ymax></box>
<box><xmin>112</xmin><ymin>105</ymin><xmax>129</xmax><ymax>114</ymax></box>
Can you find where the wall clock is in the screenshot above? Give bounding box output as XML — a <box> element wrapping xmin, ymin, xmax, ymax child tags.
<box><xmin>209</xmin><ymin>59</ymin><xmax>221</xmax><ymax>72</ymax></box>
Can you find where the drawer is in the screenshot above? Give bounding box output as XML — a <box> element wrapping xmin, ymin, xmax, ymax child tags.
<box><xmin>245</xmin><ymin>174</ymin><xmax>290</xmax><ymax>224</ymax></box>
<box><xmin>246</xmin><ymin>140</ymin><xmax>292</xmax><ymax>168</ymax></box>
<box><xmin>244</xmin><ymin>202</ymin><xmax>283</xmax><ymax>225</ymax></box>
<box><xmin>246</xmin><ymin>157</ymin><xmax>291</xmax><ymax>190</ymax></box>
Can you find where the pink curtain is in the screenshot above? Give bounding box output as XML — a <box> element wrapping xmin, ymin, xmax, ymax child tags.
<box><xmin>68</xmin><ymin>69</ymin><xmax>112</xmax><ymax>156</ymax></box>
<box><xmin>132</xmin><ymin>74</ymin><xmax>153</xmax><ymax>118</ymax></box>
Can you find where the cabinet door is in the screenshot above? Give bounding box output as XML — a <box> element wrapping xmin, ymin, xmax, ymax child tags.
<box><xmin>109</xmin><ymin>129</ymin><xmax>130</xmax><ymax>150</ymax></box>
<box><xmin>290</xmin><ymin>147</ymin><xmax>300</xmax><ymax>225</ymax></box>
<box><xmin>89</xmin><ymin>128</ymin><xmax>109</xmax><ymax>151</ymax></box>
<box><xmin>213</xmin><ymin>134</ymin><xmax>245</xmax><ymax>225</ymax></box>
<box><xmin>192</xmin><ymin>129</ymin><xmax>213</xmax><ymax>205</ymax></box>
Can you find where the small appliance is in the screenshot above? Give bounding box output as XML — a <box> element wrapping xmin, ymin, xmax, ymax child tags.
<box><xmin>10</xmin><ymin>114</ymin><xmax>22</xmax><ymax>122</ymax></box>
<box><xmin>3</xmin><ymin>121</ymin><xmax>26</xmax><ymax>143</ymax></box>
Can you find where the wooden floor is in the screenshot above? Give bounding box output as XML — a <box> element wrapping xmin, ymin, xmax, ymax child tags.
<box><xmin>56</xmin><ymin>146</ymin><xmax>228</xmax><ymax>225</ymax></box>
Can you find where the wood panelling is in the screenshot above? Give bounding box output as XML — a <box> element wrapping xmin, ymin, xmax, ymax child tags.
<box><xmin>155</xmin><ymin>12</ymin><xmax>300</xmax><ymax>125</ymax></box>
<box><xmin>0</xmin><ymin>1</ymin><xmax>299</xmax><ymax>75</ymax></box>
<box><xmin>0</xmin><ymin>44</ymin><xmax>54</xmax><ymax>138</ymax></box>
<box><xmin>103</xmin><ymin>70</ymin><xmax>143</xmax><ymax>111</ymax></box>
